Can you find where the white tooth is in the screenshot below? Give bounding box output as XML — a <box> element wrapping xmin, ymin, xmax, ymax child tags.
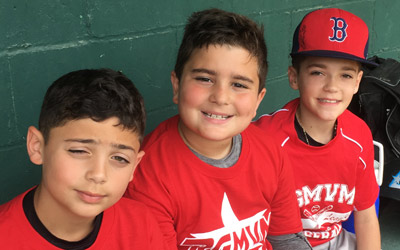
<box><xmin>321</xmin><ymin>99</ymin><xmax>337</xmax><ymax>103</ymax></box>
<box><xmin>207</xmin><ymin>113</ymin><xmax>228</xmax><ymax>119</ymax></box>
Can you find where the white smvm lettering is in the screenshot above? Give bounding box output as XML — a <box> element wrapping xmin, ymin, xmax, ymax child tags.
<box><xmin>338</xmin><ymin>185</ymin><xmax>355</xmax><ymax>205</ymax></box>
<box><xmin>296</xmin><ymin>184</ymin><xmax>355</xmax><ymax>207</ymax></box>
<box><xmin>325</xmin><ymin>184</ymin><xmax>340</xmax><ymax>202</ymax></box>
<box><xmin>296</xmin><ymin>189</ymin><xmax>304</xmax><ymax>207</ymax></box>
<box><xmin>302</xmin><ymin>185</ymin><xmax>323</xmax><ymax>206</ymax></box>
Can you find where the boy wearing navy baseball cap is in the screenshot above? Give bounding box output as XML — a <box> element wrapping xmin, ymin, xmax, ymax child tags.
<box><xmin>255</xmin><ymin>8</ymin><xmax>380</xmax><ymax>249</ymax></box>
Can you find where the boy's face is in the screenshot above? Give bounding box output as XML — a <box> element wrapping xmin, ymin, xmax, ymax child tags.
<box><xmin>171</xmin><ymin>44</ymin><xmax>266</xmax><ymax>152</ymax></box>
<box><xmin>27</xmin><ymin>117</ymin><xmax>144</xmax><ymax>220</ymax></box>
<box><xmin>288</xmin><ymin>56</ymin><xmax>362</xmax><ymax>123</ymax></box>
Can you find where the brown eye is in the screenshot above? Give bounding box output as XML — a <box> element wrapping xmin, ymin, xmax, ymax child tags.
<box><xmin>195</xmin><ymin>77</ymin><xmax>212</xmax><ymax>83</ymax></box>
<box><xmin>112</xmin><ymin>155</ymin><xmax>130</xmax><ymax>164</ymax></box>
<box><xmin>68</xmin><ymin>149</ymin><xmax>87</xmax><ymax>154</ymax></box>
<box><xmin>310</xmin><ymin>71</ymin><xmax>323</xmax><ymax>76</ymax></box>
<box><xmin>342</xmin><ymin>74</ymin><xmax>353</xmax><ymax>79</ymax></box>
<box><xmin>233</xmin><ymin>82</ymin><xmax>248</xmax><ymax>89</ymax></box>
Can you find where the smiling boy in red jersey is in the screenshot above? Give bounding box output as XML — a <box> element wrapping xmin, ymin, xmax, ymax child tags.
<box><xmin>126</xmin><ymin>8</ymin><xmax>311</xmax><ymax>250</ymax></box>
<box><xmin>255</xmin><ymin>8</ymin><xmax>380</xmax><ymax>250</ymax></box>
<box><xmin>0</xmin><ymin>69</ymin><xmax>166</xmax><ymax>249</ymax></box>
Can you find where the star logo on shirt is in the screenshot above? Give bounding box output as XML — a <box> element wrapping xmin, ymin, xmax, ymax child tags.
<box><xmin>389</xmin><ymin>171</ymin><xmax>400</xmax><ymax>189</ymax></box>
<box><xmin>180</xmin><ymin>193</ymin><xmax>270</xmax><ymax>249</ymax></box>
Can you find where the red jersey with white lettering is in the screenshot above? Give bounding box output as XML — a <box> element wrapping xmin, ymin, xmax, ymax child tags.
<box><xmin>0</xmin><ymin>189</ymin><xmax>166</xmax><ymax>249</ymax></box>
<box><xmin>254</xmin><ymin>99</ymin><xmax>379</xmax><ymax>247</ymax></box>
<box><xmin>125</xmin><ymin>115</ymin><xmax>302</xmax><ymax>250</ymax></box>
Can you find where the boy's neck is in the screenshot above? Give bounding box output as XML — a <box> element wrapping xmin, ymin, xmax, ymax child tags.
<box><xmin>296</xmin><ymin>107</ymin><xmax>337</xmax><ymax>145</ymax></box>
<box><xmin>34</xmin><ymin>185</ymin><xmax>95</xmax><ymax>242</ymax></box>
<box><xmin>178</xmin><ymin>121</ymin><xmax>233</xmax><ymax>159</ymax></box>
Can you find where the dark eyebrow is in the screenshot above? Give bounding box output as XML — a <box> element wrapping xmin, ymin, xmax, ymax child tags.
<box><xmin>65</xmin><ymin>139</ymin><xmax>135</xmax><ymax>152</ymax></box>
<box><xmin>232</xmin><ymin>75</ymin><xmax>254</xmax><ymax>84</ymax></box>
<box><xmin>307</xmin><ymin>63</ymin><xmax>357</xmax><ymax>73</ymax></box>
<box><xmin>192</xmin><ymin>68</ymin><xmax>254</xmax><ymax>84</ymax></box>
<box><xmin>65</xmin><ymin>139</ymin><xmax>97</xmax><ymax>144</ymax></box>
<box><xmin>341</xmin><ymin>66</ymin><xmax>358</xmax><ymax>72</ymax></box>
<box><xmin>111</xmin><ymin>143</ymin><xmax>135</xmax><ymax>152</ymax></box>
<box><xmin>306</xmin><ymin>63</ymin><xmax>327</xmax><ymax>69</ymax></box>
<box><xmin>191</xmin><ymin>68</ymin><xmax>216</xmax><ymax>75</ymax></box>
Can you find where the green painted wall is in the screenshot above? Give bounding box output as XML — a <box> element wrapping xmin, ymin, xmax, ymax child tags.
<box><xmin>1</xmin><ymin>0</ymin><xmax>400</xmax><ymax>204</ymax></box>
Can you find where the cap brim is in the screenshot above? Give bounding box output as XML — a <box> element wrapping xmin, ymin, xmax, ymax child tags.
<box><xmin>291</xmin><ymin>50</ymin><xmax>379</xmax><ymax>67</ymax></box>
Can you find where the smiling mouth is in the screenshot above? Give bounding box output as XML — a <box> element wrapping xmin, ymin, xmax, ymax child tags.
<box><xmin>318</xmin><ymin>99</ymin><xmax>340</xmax><ymax>103</ymax></box>
<box><xmin>202</xmin><ymin>112</ymin><xmax>232</xmax><ymax>120</ymax></box>
<box><xmin>77</xmin><ymin>190</ymin><xmax>106</xmax><ymax>203</ymax></box>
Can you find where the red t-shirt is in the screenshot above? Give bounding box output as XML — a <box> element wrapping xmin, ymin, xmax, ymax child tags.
<box><xmin>0</xmin><ymin>188</ymin><xmax>166</xmax><ymax>249</ymax></box>
<box><xmin>254</xmin><ymin>99</ymin><xmax>379</xmax><ymax>246</ymax></box>
<box><xmin>126</xmin><ymin>115</ymin><xmax>302</xmax><ymax>250</ymax></box>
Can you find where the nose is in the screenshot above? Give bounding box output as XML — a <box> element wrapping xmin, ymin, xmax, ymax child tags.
<box><xmin>323</xmin><ymin>76</ymin><xmax>339</xmax><ymax>92</ymax></box>
<box><xmin>86</xmin><ymin>159</ymin><xmax>107</xmax><ymax>184</ymax></box>
<box><xmin>209</xmin><ymin>83</ymin><xmax>230</xmax><ymax>105</ymax></box>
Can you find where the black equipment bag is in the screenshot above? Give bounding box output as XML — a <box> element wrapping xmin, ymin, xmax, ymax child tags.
<box><xmin>348</xmin><ymin>56</ymin><xmax>400</xmax><ymax>201</ymax></box>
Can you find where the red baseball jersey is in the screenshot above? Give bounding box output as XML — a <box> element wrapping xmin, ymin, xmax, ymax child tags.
<box><xmin>255</xmin><ymin>99</ymin><xmax>379</xmax><ymax>246</ymax></box>
<box><xmin>126</xmin><ymin>115</ymin><xmax>302</xmax><ymax>250</ymax></box>
<box><xmin>0</xmin><ymin>188</ymin><xmax>166</xmax><ymax>249</ymax></box>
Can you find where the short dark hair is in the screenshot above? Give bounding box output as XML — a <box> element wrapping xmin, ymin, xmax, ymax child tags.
<box><xmin>291</xmin><ymin>55</ymin><xmax>307</xmax><ymax>72</ymax></box>
<box><xmin>38</xmin><ymin>69</ymin><xmax>146</xmax><ymax>143</ymax></box>
<box><xmin>174</xmin><ymin>8</ymin><xmax>268</xmax><ymax>92</ymax></box>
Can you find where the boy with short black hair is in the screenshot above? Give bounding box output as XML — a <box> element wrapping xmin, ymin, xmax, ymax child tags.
<box><xmin>0</xmin><ymin>69</ymin><xmax>166</xmax><ymax>249</ymax></box>
<box><xmin>255</xmin><ymin>8</ymin><xmax>381</xmax><ymax>249</ymax></box>
<box><xmin>126</xmin><ymin>8</ymin><xmax>311</xmax><ymax>250</ymax></box>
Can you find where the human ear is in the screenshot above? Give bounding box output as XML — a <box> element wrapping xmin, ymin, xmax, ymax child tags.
<box><xmin>253</xmin><ymin>88</ymin><xmax>266</xmax><ymax>118</ymax></box>
<box><xmin>288</xmin><ymin>66</ymin><xmax>299</xmax><ymax>90</ymax></box>
<box><xmin>353</xmin><ymin>70</ymin><xmax>363</xmax><ymax>94</ymax></box>
<box><xmin>171</xmin><ymin>71</ymin><xmax>180</xmax><ymax>104</ymax></box>
<box><xmin>129</xmin><ymin>150</ymin><xmax>145</xmax><ymax>182</ymax></box>
<box><xmin>26</xmin><ymin>126</ymin><xmax>45</xmax><ymax>165</ymax></box>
